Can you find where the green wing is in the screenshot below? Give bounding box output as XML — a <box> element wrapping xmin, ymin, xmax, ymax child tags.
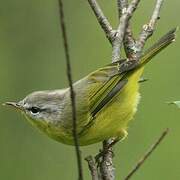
<box><xmin>91</xmin><ymin>78</ymin><xmax>128</xmax><ymax>117</ymax></box>
<box><xmin>87</xmin><ymin>60</ymin><xmax>136</xmax><ymax>118</ymax></box>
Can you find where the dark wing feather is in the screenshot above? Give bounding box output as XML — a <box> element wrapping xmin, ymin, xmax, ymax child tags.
<box><xmin>91</xmin><ymin>79</ymin><xmax>128</xmax><ymax>117</ymax></box>
<box><xmin>88</xmin><ymin>60</ymin><xmax>137</xmax><ymax>118</ymax></box>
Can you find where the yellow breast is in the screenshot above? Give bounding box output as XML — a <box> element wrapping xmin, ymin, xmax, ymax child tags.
<box><xmin>79</xmin><ymin>67</ymin><xmax>144</xmax><ymax>145</ymax></box>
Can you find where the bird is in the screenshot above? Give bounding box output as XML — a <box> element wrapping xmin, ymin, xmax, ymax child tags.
<box><xmin>4</xmin><ymin>28</ymin><xmax>176</xmax><ymax>146</ymax></box>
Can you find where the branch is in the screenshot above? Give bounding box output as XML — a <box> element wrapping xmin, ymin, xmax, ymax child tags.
<box><xmin>124</xmin><ymin>128</ymin><xmax>169</xmax><ymax>180</ymax></box>
<box><xmin>112</xmin><ymin>0</ymin><xmax>140</xmax><ymax>62</ymax></box>
<box><xmin>117</xmin><ymin>0</ymin><xmax>128</xmax><ymax>19</ymax></box>
<box><xmin>117</xmin><ymin>0</ymin><xmax>136</xmax><ymax>59</ymax></box>
<box><xmin>85</xmin><ymin>156</ymin><xmax>99</xmax><ymax>180</ymax></box>
<box><xmin>87</xmin><ymin>0</ymin><xmax>114</xmax><ymax>43</ymax></box>
<box><xmin>58</xmin><ymin>1</ymin><xmax>83</xmax><ymax>180</ymax></box>
<box><xmin>100</xmin><ymin>140</ymin><xmax>115</xmax><ymax>180</ymax></box>
<box><xmin>135</xmin><ymin>0</ymin><xmax>164</xmax><ymax>59</ymax></box>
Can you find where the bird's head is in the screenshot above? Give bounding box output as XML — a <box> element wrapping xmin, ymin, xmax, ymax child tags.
<box><xmin>3</xmin><ymin>90</ymin><xmax>65</xmax><ymax>125</ymax></box>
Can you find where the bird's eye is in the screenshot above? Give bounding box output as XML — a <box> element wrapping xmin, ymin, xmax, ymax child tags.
<box><xmin>29</xmin><ymin>107</ymin><xmax>41</xmax><ymax>115</ymax></box>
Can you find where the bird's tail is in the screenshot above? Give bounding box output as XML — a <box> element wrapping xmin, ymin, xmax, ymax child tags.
<box><xmin>139</xmin><ymin>28</ymin><xmax>177</xmax><ymax>67</ymax></box>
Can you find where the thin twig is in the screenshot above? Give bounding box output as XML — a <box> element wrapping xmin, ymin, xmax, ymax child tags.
<box><xmin>58</xmin><ymin>0</ymin><xmax>83</xmax><ymax>180</ymax></box>
<box><xmin>117</xmin><ymin>0</ymin><xmax>136</xmax><ymax>59</ymax></box>
<box><xmin>112</xmin><ymin>0</ymin><xmax>140</xmax><ymax>62</ymax></box>
<box><xmin>123</xmin><ymin>27</ymin><xmax>136</xmax><ymax>59</ymax></box>
<box><xmin>85</xmin><ymin>156</ymin><xmax>99</xmax><ymax>180</ymax></box>
<box><xmin>124</xmin><ymin>128</ymin><xmax>169</xmax><ymax>180</ymax></box>
<box><xmin>87</xmin><ymin>0</ymin><xmax>114</xmax><ymax>43</ymax></box>
<box><xmin>135</xmin><ymin>0</ymin><xmax>164</xmax><ymax>59</ymax></box>
<box><xmin>117</xmin><ymin>0</ymin><xmax>128</xmax><ymax>19</ymax></box>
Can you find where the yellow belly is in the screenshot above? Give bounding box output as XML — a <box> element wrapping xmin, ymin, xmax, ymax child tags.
<box><xmin>79</xmin><ymin>67</ymin><xmax>144</xmax><ymax>145</ymax></box>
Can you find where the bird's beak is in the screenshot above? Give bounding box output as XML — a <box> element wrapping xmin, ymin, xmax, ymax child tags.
<box><xmin>2</xmin><ymin>102</ymin><xmax>23</xmax><ymax>111</ymax></box>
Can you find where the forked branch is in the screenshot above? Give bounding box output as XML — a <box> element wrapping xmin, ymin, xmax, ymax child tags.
<box><xmin>117</xmin><ymin>0</ymin><xmax>136</xmax><ymax>59</ymax></box>
<box><xmin>87</xmin><ymin>0</ymin><xmax>140</xmax><ymax>62</ymax></box>
<box><xmin>112</xmin><ymin>0</ymin><xmax>140</xmax><ymax>62</ymax></box>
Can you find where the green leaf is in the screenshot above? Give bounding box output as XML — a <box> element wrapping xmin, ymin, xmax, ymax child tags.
<box><xmin>168</xmin><ymin>101</ymin><xmax>180</xmax><ymax>108</ymax></box>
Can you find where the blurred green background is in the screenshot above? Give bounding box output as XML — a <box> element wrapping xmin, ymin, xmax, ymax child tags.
<box><xmin>0</xmin><ymin>0</ymin><xmax>179</xmax><ymax>179</ymax></box>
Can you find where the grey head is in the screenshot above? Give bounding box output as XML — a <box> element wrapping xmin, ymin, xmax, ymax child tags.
<box><xmin>4</xmin><ymin>89</ymin><xmax>66</xmax><ymax>124</ymax></box>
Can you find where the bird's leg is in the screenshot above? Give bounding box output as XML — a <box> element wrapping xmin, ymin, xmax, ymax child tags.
<box><xmin>106</xmin><ymin>137</ymin><xmax>120</xmax><ymax>148</ymax></box>
<box><xmin>95</xmin><ymin>129</ymin><xmax>128</xmax><ymax>163</ymax></box>
<box><xmin>105</xmin><ymin>129</ymin><xmax>128</xmax><ymax>149</ymax></box>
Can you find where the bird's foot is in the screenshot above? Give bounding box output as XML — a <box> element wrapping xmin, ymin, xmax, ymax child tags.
<box><xmin>95</xmin><ymin>130</ymin><xmax>128</xmax><ymax>164</ymax></box>
<box><xmin>95</xmin><ymin>137</ymin><xmax>119</xmax><ymax>164</ymax></box>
